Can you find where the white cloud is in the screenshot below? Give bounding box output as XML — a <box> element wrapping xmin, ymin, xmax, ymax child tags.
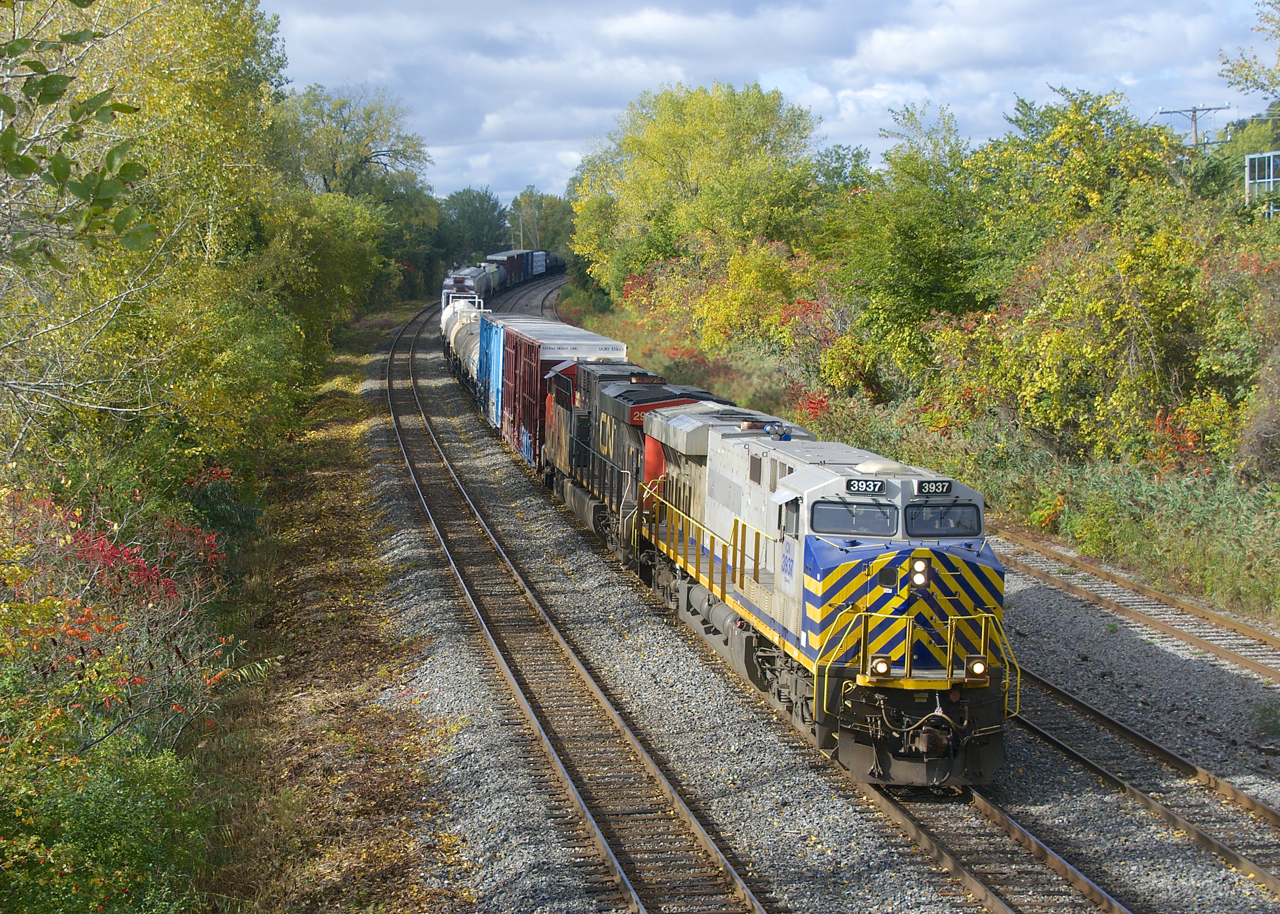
<box><xmin>258</xmin><ymin>0</ymin><xmax>1268</xmax><ymax>198</ymax></box>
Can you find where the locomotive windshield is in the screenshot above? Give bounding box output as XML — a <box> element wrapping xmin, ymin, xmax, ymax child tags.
<box><xmin>811</xmin><ymin>500</ymin><xmax>897</xmax><ymax>536</ymax></box>
<box><xmin>905</xmin><ymin>504</ymin><xmax>982</xmax><ymax>537</ymax></box>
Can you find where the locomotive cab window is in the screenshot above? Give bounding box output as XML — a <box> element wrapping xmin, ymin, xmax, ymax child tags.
<box><xmin>905</xmin><ymin>504</ymin><xmax>981</xmax><ymax>538</ymax></box>
<box><xmin>811</xmin><ymin>500</ymin><xmax>897</xmax><ymax>537</ymax></box>
<box><xmin>783</xmin><ymin>499</ymin><xmax>800</xmax><ymax>538</ymax></box>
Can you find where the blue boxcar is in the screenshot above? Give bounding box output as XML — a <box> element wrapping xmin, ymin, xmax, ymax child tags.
<box><xmin>478</xmin><ymin>315</ymin><xmax>558</xmax><ymax>428</ymax></box>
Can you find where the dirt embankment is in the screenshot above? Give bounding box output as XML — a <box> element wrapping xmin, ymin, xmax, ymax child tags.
<box><xmin>201</xmin><ymin>308</ymin><xmax>471</xmax><ymax>912</ymax></box>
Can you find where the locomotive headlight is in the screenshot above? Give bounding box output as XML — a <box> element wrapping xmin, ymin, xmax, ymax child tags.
<box><xmin>965</xmin><ymin>655</ymin><xmax>989</xmax><ymax>679</ymax></box>
<box><xmin>909</xmin><ymin>557</ymin><xmax>932</xmax><ymax>589</ymax></box>
<box><xmin>869</xmin><ymin>655</ymin><xmax>892</xmax><ymax>677</ymax></box>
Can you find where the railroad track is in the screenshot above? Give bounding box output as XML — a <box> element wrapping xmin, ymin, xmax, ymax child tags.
<box><xmin>992</xmin><ymin>527</ymin><xmax>1280</xmax><ymax>682</ymax></box>
<box><xmin>389</xmin><ymin>305</ymin><xmax>767</xmax><ymax>914</ymax></box>
<box><xmin>1015</xmin><ymin>668</ymin><xmax>1280</xmax><ymax>894</ymax></box>
<box><xmin>487</xmin><ymin>272</ymin><xmax>567</xmax><ymax>316</ymax></box>
<box><xmin>863</xmin><ymin>785</ymin><xmax>1129</xmax><ymax>914</ymax></box>
<box><xmin>420</xmin><ymin>293</ymin><xmax>1143</xmax><ymax>914</ymax></box>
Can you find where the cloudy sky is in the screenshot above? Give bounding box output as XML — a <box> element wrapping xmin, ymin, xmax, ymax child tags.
<box><xmin>257</xmin><ymin>0</ymin><xmax>1272</xmax><ymax>202</ymax></box>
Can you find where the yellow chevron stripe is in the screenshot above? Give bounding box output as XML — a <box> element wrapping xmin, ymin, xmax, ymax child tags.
<box><xmin>812</xmin><ymin>590</ymin><xmax>907</xmax><ymax>642</ymax></box>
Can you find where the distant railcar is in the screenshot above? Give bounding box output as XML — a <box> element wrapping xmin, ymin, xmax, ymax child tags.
<box><xmin>442</xmin><ymin>299</ymin><xmax>1019</xmax><ymax>787</ymax></box>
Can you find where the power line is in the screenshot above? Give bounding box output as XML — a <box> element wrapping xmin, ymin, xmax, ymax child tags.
<box><xmin>1155</xmin><ymin>104</ymin><xmax>1233</xmax><ymax>147</ymax></box>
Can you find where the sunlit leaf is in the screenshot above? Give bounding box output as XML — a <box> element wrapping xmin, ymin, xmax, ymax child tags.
<box><xmin>104</xmin><ymin>143</ymin><xmax>129</xmax><ymax>174</ymax></box>
<box><xmin>22</xmin><ymin>60</ymin><xmax>49</xmax><ymax>76</ymax></box>
<box><xmin>49</xmin><ymin>152</ymin><xmax>70</xmax><ymax>184</ymax></box>
<box><xmin>37</xmin><ymin>75</ymin><xmax>74</xmax><ymax>105</ymax></box>
<box><xmin>119</xmin><ymin>222</ymin><xmax>157</xmax><ymax>251</ymax></box>
<box><xmin>0</xmin><ymin>94</ymin><xmax>14</xmax><ymax>117</ymax></box>
<box><xmin>117</xmin><ymin>161</ymin><xmax>146</xmax><ymax>182</ymax></box>
<box><xmin>94</xmin><ymin>179</ymin><xmax>124</xmax><ymax>200</ymax></box>
<box><xmin>71</xmin><ymin>89</ymin><xmax>113</xmax><ymax>121</ymax></box>
<box><xmin>65</xmin><ymin>179</ymin><xmax>92</xmax><ymax>202</ymax></box>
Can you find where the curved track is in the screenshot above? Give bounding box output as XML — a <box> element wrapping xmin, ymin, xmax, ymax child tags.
<box><xmin>992</xmin><ymin>527</ymin><xmax>1280</xmax><ymax>682</ymax></box>
<box><xmin>1015</xmin><ymin>668</ymin><xmax>1280</xmax><ymax>893</ymax></box>
<box><xmin>388</xmin><ymin>304</ymin><xmax>766</xmax><ymax>914</ymax></box>
<box><xmin>485</xmin><ymin>272</ymin><xmax>567</xmax><ymax>316</ymax></box>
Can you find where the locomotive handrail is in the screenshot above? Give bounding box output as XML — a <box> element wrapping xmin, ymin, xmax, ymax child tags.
<box><xmin>637</xmin><ymin>481</ymin><xmax>769</xmax><ymax>601</ymax></box>
<box><xmin>815</xmin><ymin>607</ymin><xmax>1021</xmax><ymax>719</ymax></box>
<box><xmin>571</xmin><ymin>443</ymin><xmax>632</xmax><ymax>514</ymax></box>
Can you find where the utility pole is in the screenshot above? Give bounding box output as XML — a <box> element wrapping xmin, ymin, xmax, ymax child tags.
<box><xmin>1156</xmin><ymin>104</ymin><xmax>1232</xmax><ymax>147</ymax></box>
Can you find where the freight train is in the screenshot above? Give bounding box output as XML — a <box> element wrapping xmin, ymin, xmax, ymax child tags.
<box><xmin>440</xmin><ymin>248</ymin><xmax>565</xmax><ymax>310</ymax></box>
<box><xmin>438</xmin><ymin>300</ymin><xmax>1020</xmax><ymax>787</ymax></box>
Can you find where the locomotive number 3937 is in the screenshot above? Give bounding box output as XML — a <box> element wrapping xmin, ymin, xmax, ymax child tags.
<box><xmin>845</xmin><ymin>479</ymin><xmax>886</xmax><ymax>494</ymax></box>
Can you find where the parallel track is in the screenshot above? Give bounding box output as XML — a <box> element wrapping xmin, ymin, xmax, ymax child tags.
<box><xmin>388</xmin><ymin>305</ymin><xmax>767</xmax><ymax>914</ymax></box>
<box><xmin>992</xmin><ymin>527</ymin><xmax>1280</xmax><ymax>682</ymax></box>
<box><xmin>1016</xmin><ymin>669</ymin><xmax>1280</xmax><ymax>894</ymax></box>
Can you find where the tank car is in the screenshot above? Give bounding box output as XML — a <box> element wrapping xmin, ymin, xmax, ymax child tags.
<box><xmin>448</xmin><ymin>309</ymin><xmax>1019</xmax><ymax>787</ymax></box>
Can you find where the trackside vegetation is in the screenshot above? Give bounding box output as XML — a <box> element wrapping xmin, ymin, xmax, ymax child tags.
<box><xmin>569</xmin><ymin>15</ymin><xmax>1280</xmax><ymax>619</ymax></box>
<box><xmin>0</xmin><ymin>1</ymin><xmax>451</xmax><ymax>909</ymax></box>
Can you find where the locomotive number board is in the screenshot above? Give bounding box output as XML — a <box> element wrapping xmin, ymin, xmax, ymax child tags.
<box><xmin>845</xmin><ymin>478</ymin><xmax>886</xmax><ymax>494</ymax></box>
<box><xmin>915</xmin><ymin>479</ymin><xmax>953</xmax><ymax>495</ymax></box>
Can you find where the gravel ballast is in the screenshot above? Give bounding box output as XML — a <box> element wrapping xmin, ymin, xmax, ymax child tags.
<box><xmin>1001</xmin><ymin>566</ymin><xmax>1280</xmax><ymax>810</ymax></box>
<box><xmin>365</xmin><ymin>311</ymin><xmax>1280</xmax><ymax>913</ymax></box>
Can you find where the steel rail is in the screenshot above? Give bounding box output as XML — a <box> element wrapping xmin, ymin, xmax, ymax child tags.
<box><xmin>1015</xmin><ymin>667</ymin><xmax>1280</xmax><ymax>893</ymax></box>
<box><xmin>996</xmin><ymin>551</ymin><xmax>1280</xmax><ymax>682</ymax></box>
<box><xmin>394</xmin><ymin>307</ymin><xmax>768</xmax><ymax>914</ymax></box>
<box><xmin>388</xmin><ymin>307</ymin><xmax>643</xmax><ymax>913</ymax></box>
<box><xmin>1020</xmin><ymin>668</ymin><xmax>1280</xmax><ymax>827</ymax></box>
<box><xmin>968</xmin><ymin>790</ymin><xmax>1132</xmax><ymax>914</ymax></box>
<box><xmin>861</xmin><ymin>785</ymin><xmax>1131</xmax><ymax>914</ymax></box>
<box><xmin>994</xmin><ymin>525</ymin><xmax>1280</xmax><ymax>654</ymax></box>
<box><xmin>860</xmin><ymin>786</ymin><xmax>1017</xmax><ymax>914</ymax></box>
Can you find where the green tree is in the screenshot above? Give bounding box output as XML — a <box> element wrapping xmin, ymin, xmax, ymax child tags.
<box><xmin>572</xmin><ymin>82</ymin><xmax>820</xmax><ymax>297</ymax></box>
<box><xmin>508</xmin><ymin>184</ymin><xmax>573</xmax><ymax>252</ymax></box>
<box><xmin>439</xmin><ymin>186</ymin><xmax>508</xmax><ymax>266</ymax></box>
<box><xmin>1221</xmin><ymin>0</ymin><xmax>1280</xmax><ymax>97</ymax></box>
<box><xmin>270</xmin><ymin>83</ymin><xmax>429</xmax><ymax>195</ymax></box>
<box><xmin>365</xmin><ymin>168</ymin><xmax>441</xmax><ymax>298</ymax></box>
<box><xmin>965</xmin><ymin>89</ymin><xmax>1176</xmax><ymax>294</ymax></box>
